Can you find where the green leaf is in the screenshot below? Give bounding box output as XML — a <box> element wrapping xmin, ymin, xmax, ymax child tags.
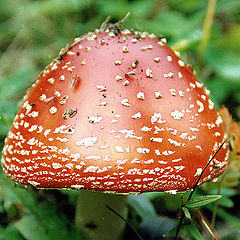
<box><xmin>14</xmin><ymin>213</ymin><xmax>81</xmax><ymax>240</ymax></box>
<box><xmin>209</xmin><ymin>188</ymin><xmax>237</xmax><ymax>197</ymax></box>
<box><xmin>186</xmin><ymin>195</ymin><xmax>222</xmax><ymax>209</ymax></box>
<box><xmin>154</xmin><ymin>10</ymin><xmax>199</xmax><ymax>38</ymax></box>
<box><xmin>0</xmin><ymin>68</ymin><xmax>33</xmax><ymax>103</ymax></box>
<box><xmin>0</xmin><ymin>172</ymin><xmax>81</xmax><ymax>240</ymax></box>
<box><xmin>14</xmin><ymin>216</ymin><xmax>51</xmax><ymax>240</ymax></box>
<box><xmin>218</xmin><ymin>196</ymin><xmax>234</xmax><ymax>208</ymax></box>
<box><xmin>213</xmin><ymin>207</ymin><xmax>240</xmax><ymax>225</ymax></box>
<box><xmin>172</xmin><ymin>30</ymin><xmax>202</xmax><ymax>52</ymax></box>
<box><xmin>205</xmin><ymin>77</ymin><xmax>239</xmax><ymax>107</ymax></box>
<box><xmin>0</xmin><ymin>101</ymin><xmax>18</xmax><ymax>137</ymax></box>
<box><xmin>0</xmin><ymin>225</ymin><xmax>23</xmax><ymax>240</ymax></box>
<box><xmin>206</xmin><ymin>45</ymin><xmax>240</xmax><ymax>80</ymax></box>
<box><xmin>186</xmin><ymin>224</ymin><xmax>204</xmax><ymax>240</ymax></box>
<box><xmin>163</xmin><ymin>226</ymin><xmax>177</xmax><ymax>237</ymax></box>
<box><xmin>128</xmin><ymin>195</ymin><xmax>157</xmax><ymax>220</ymax></box>
<box><xmin>0</xmin><ymin>69</ymin><xmax>34</xmax><ymax>137</ymax></box>
<box><xmin>141</xmin><ymin>192</ymin><xmax>165</xmax><ymax>200</ymax></box>
<box><xmin>97</xmin><ymin>0</ymin><xmax>129</xmax><ymax>19</ymax></box>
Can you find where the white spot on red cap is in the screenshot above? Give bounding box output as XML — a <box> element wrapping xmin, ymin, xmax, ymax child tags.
<box><xmin>123</xmin><ymin>80</ymin><xmax>130</xmax><ymax>86</ymax></box>
<box><xmin>146</xmin><ymin>68</ymin><xmax>153</xmax><ymax>78</ymax></box>
<box><xmin>150</xmin><ymin>137</ymin><xmax>163</xmax><ymax>143</ymax></box>
<box><xmin>172</xmin><ymin>158</ymin><xmax>182</xmax><ymax>163</ymax></box>
<box><xmin>71</xmin><ymin>185</ymin><xmax>85</xmax><ymax>190</ymax></box>
<box><xmin>85</xmin><ymin>46</ymin><xmax>91</xmax><ymax>52</ymax></box>
<box><xmin>48</xmin><ymin>78</ymin><xmax>55</xmax><ymax>84</ymax></box>
<box><xmin>123</xmin><ymin>46</ymin><xmax>129</xmax><ymax>52</ymax></box>
<box><xmin>167</xmin><ymin>56</ymin><xmax>172</xmax><ymax>62</ymax></box>
<box><xmin>81</xmin><ymin>59</ymin><xmax>86</xmax><ymax>65</ymax></box>
<box><xmin>169</xmin><ymin>89</ymin><xmax>177</xmax><ymax>96</ymax></box>
<box><xmin>168</xmin><ymin>138</ymin><xmax>181</xmax><ymax>146</ymax></box>
<box><xmin>171</xmin><ymin>110</ymin><xmax>184</xmax><ymax>120</ymax></box>
<box><xmin>28</xmin><ymin>111</ymin><xmax>39</xmax><ymax>118</ymax></box>
<box><xmin>163</xmin><ymin>150</ymin><xmax>175</xmax><ymax>155</ymax></box>
<box><xmin>99</xmin><ymin>101</ymin><xmax>108</xmax><ymax>106</ymax></box>
<box><xmin>179</xmin><ymin>91</ymin><xmax>184</xmax><ymax>97</ymax></box>
<box><xmin>208</xmin><ymin>99</ymin><xmax>214</xmax><ymax>110</ymax></box>
<box><xmin>67</xmin><ymin>51</ymin><xmax>75</xmax><ymax>56</ymax></box>
<box><xmin>196</xmin><ymin>145</ymin><xmax>202</xmax><ymax>151</ymax></box>
<box><xmin>201</xmin><ymin>95</ymin><xmax>206</xmax><ymax>101</ymax></box>
<box><xmin>196</xmin><ymin>81</ymin><xmax>203</xmax><ymax>88</ymax></box>
<box><xmin>85</xmin><ymin>155</ymin><xmax>100</xmax><ymax>160</ymax></box>
<box><xmin>141</xmin><ymin>126</ymin><xmax>152</xmax><ymax>132</ymax></box>
<box><xmin>84</xmin><ymin>166</ymin><xmax>99</xmax><ymax>173</ymax></box>
<box><xmin>164</xmin><ymin>72</ymin><xmax>174</xmax><ymax>78</ymax></box>
<box><xmin>178</xmin><ymin>72</ymin><xmax>183</xmax><ymax>78</ymax></box>
<box><xmin>131</xmin><ymin>112</ymin><xmax>142</xmax><ymax>119</ymax></box>
<box><xmin>88</xmin><ymin>116</ymin><xmax>103</xmax><ymax>123</ymax></box>
<box><xmin>216</xmin><ymin>115</ymin><xmax>223</xmax><ymax>126</ymax></box>
<box><xmin>196</xmin><ymin>100</ymin><xmax>204</xmax><ymax>113</ymax></box>
<box><xmin>121</xmin><ymin>99</ymin><xmax>130</xmax><ymax>107</ymax></box>
<box><xmin>52</xmin><ymin>162</ymin><xmax>62</xmax><ymax>169</ymax></box>
<box><xmin>39</xmin><ymin>94</ymin><xmax>47</xmax><ymax>101</ymax></box>
<box><xmin>131</xmin><ymin>38</ymin><xmax>138</xmax><ymax>43</ymax></box>
<box><xmin>151</xmin><ymin>113</ymin><xmax>166</xmax><ymax>124</ymax></box>
<box><xmin>178</xmin><ymin>60</ymin><xmax>185</xmax><ymax>67</ymax></box>
<box><xmin>190</xmin><ymin>83</ymin><xmax>196</xmax><ymax>88</ymax></box>
<box><xmin>194</xmin><ymin>168</ymin><xmax>202</xmax><ymax>177</ymax></box>
<box><xmin>96</xmin><ymin>85</ymin><xmax>106</xmax><ymax>92</ymax></box>
<box><xmin>115</xmin><ymin>60</ymin><xmax>122</xmax><ymax>65</ymax></box>
<box><xmin>115</xmin><ymin>75</ymin><xmax>123</xmax><ymax>81</ymax></box>
<box><xmin>137</xmin><ymin>148</ymin><xmax>150</xmax><ymax>154</ymax></box>
<box><xmin>115</xmin><ymin>146</ymin><xmax>124</xmax><ymax>153</ymax></box>
<box><xmin>141</xmin><ymin>45</ymin><xmax>153</xmax><ymax>51</ymax></box>
<box><xmin>99</xmin><ymin>39</ymin><xmax>106</xmax><ymax>45</ymax></box>
<box><xmin>154</xmin><ymin>91</ymin><xmax>162</xmax><ymax>99</ymax></box>
<box><xmin>76</xmin><ymin>137</ymin><xmax>97</xmax><ymax>147</ymax></box>
<box><xmin>137</xmin><ymin>92</ymin><xmax>145</xmax><ymax>100</ymax></box>
<box><xmin>157</xmin><ymin>38</ymin><xmax>167</xmax><ymax>46</ymax></box>
<box><xmin>49</xmin><ymin>106</ymin><xmax>57</xmax><ymax>114</ymax></box>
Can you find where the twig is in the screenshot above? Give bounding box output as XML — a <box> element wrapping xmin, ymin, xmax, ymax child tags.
<box><xmin>175</xmin><ymin>140</ymin><xmax>225</xmax><ymax>239</ymax></box>
<box><xmin>100</xmin><ymin>12</ymin><xmax>131</xmax><ymax>33</ymax></box>
<box><xmin>106</xmin><ymin>205</ymin><xmax>144</xmax><ymax>240</ymax></box>
<box><xmin>195</xmin><ymin>209</ymin><xmax>219</xmax><ymax>240</ymax></box>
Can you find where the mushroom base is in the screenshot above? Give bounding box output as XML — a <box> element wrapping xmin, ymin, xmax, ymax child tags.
<box><xmin>75</xmin><ymin>190</ymin><xmax>128</xmax><ymax>240</ymax></box>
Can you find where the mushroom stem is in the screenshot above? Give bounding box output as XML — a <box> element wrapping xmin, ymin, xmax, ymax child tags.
<box><xmin>75</xmin><ymin>190</ymin><xmax>128</xmax><ymax>240</ymax></box>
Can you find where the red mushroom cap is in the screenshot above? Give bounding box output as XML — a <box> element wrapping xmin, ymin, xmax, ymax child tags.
<box><xmin>1</xmin><ymin>29</ymin><xmax>229</xmax><ymax>193</ymax></box>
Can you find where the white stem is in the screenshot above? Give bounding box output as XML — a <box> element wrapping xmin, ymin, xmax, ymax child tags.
<box><xmin>75</xmin><ymin>190</ymin><xmax>128</xmax><ymax>240</ymax></box>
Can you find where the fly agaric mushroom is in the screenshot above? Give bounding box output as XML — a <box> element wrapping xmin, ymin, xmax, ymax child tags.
<box><xmin>1</xmin><ymin>26</ymin><xmax>229</xmax><ymax>240</ymax></box>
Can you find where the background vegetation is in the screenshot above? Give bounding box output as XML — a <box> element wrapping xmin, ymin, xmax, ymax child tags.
<box><xmin>0</xmin><ymin>0</ymin><xmax>240</xmax><ymax>239</ymax></box>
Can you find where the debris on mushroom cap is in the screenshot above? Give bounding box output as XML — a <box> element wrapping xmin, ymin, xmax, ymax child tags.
<box><xmin>1</xmin><ymin>28</ymin><xmax>229</xmax><ymax>193</ymax></box>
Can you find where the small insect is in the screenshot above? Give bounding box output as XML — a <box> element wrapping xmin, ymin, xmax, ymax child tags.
<box><xmin>62</xmin><ymin>109</ymin><xmax>77</xmax><ymax>119</ymax></box>
<box><xmin>132</xmin><ymin>60</ymin><xmax>139</xmax><ymax>68</ymax></box>
<box><xmin>60</xmin><ymin>95</ymin><xmax>69</xmax><ymax>105</ymax></box>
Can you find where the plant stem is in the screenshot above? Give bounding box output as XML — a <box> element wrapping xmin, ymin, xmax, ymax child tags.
<box><xmin>175</xmin><ymin>141</ymin><xmax>225</xmax><ymax>239</ymax></box>
<box><xmin>211</xmin><ymin>166</ymin><xmax>229</xmax><ymax>229</ymax></box>
<box><xmin>75</xmin><ymin>190</ymin><xmax>128</xmax><ymax>240</ymax></box>
<box><xmin>197</xmin><ymin>0</ymin><xmax>217</xmax><ymax>70</ymax></box>
<box><xmin>195</xmin><ymin>209</ymin><xmax>219</xmax><ymax>239</ymax></box>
